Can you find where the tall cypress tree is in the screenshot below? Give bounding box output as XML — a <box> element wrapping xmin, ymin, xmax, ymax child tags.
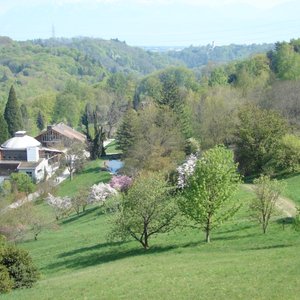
<box><xmin>4</xmin><ymin>86</ymin><xmax>23</xmax><ymax>137</ymax></box>
<box><xmin>36</xmin><ymin>110</ymin><xmax>45</xmax><ymax>131</ymax></box>
<box><xmin>0</xmin><ymin>113</ymin><xmax>9</xmax><ymax>144</ymax></box>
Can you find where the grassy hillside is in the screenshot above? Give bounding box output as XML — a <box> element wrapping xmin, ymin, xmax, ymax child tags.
<box><xmin>2</xmin><ymin>186</ymin><xmax>300</xmax><ymax>300</ymax></box>
<box><xmin>282</xmin><ymin>173</ymin><xmax>300</xmax><ymax>205</ymax></box>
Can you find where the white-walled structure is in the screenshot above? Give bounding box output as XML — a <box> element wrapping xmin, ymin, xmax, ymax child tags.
<box><xmin>0</xmin><ymin>131</ymin><xmax>61</xmax><ymax>183</ymax></box>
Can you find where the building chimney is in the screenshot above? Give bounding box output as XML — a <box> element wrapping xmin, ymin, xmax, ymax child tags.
<box><xmin>15</xmin><ymin>131</ymin><xmax>26</xmax><ymax>137</ymax></box>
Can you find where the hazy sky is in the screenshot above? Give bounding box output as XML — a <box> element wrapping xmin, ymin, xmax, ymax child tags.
<box><xmin>0</xmin><ymin>0</ymin><xmax>299</xmax><ymax>46</ymax></box>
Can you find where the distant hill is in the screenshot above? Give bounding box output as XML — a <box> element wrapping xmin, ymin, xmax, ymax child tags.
<box><xmin>166</xmin><ymin>43</ymin><xmax>274</xmax><ymax>68</ymax></box>
<box><xmin>0</xmin><ymin>36</ymin><xmax>274</xmax><ymax>108</ymax></box>
<box><xmin>0</xmin><ymin>37</ymin><xmax>179</xmax><ymax>107</ymax></box>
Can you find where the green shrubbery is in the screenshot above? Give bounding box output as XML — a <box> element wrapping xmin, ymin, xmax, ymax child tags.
<box><xmin>0</xmin><ymin>236</ymin><xmax>39</xmax><ymax>294</ymax></box>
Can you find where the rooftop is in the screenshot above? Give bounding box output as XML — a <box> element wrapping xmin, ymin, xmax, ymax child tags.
<box><xmin>1</xmin><ymin>132</ymin><xmax>41</xmax><ymax>150</ymax></box>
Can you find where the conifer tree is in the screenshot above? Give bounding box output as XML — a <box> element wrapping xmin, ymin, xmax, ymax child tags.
<box><xmin>0</xmin><ymin>114</ymin><xmax>9</xmax><ymax>144</ymax></box>
<box><xmin>36</xmin><ymin>111</ymin><xmax>45</xmax><ymax>131</ymax></box>
<box><xmin>4</xmin><ymin>86</ymin><xmax>23</xmax><ymax>137</ymax></box>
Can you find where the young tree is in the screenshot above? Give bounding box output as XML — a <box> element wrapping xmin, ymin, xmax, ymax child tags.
<box><xmin>10</xmin><ymin>173</ymin><xmax>35</xmax><ymax>197</ymax></box>
<box><xmin>46</xmin><ymin>194</ymin><xmax>72</xmax><ymax>220</ymax></box>
<box><xmin>0</xmin><ymin>114</ymin><xmax>9</xmax><ymax>144</ymax></box>
<box><xmin>250</xmin><ymin>175</ymin><xmax>285</xmax><ymax>234</ymax></box>
<box><xmin>110</xmin><ymin>172</ymin><xmax>178</xmax><ymax>249</ymax></box>
<box><xmin>62</xmin><ymin>142</ymin><xmax>86</xmax><ymax>180</ymax></box>
<box><xmin>179</xmin><ymin>145</ymin><xmax>241</xmax><ymax>243</ymax></box>
<box><xmin>88</xmin><ymin>183</ymin><xmax>117</xmax><ymax>205</ymax></box>
<box><xmin>109</xmin><ymin>175</ymin><xmax>132</xmax><ymax>192</ymax></box>
<box><xmin>4</xmin><ymin>86</ymin><xmax>23</xmax><ymax>137</ymax></box>
<box><xmin>70</xmin><ymin>188</ymin><xmax>89</xmax><ymax>214</ymax></box>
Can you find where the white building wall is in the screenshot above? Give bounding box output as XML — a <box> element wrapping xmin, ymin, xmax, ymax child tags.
<box><xmin>27</xmin><ymin>147</ymin><xmax>40</xmax><ymax>162</ymax></box>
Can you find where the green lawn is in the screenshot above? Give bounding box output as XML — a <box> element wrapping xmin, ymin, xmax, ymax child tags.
<box><xmin>2</xmin><ymin>186</ymin><xmax>300</xmax><ymax>300</ymax></box>
<box><xmin>105</xmin><ymin>140</ymin><xmax>121</xmax><ymax>155</ymax></box>
<box><xmin>281</xmin><ymin>173</ymin><xmax>300</xmax><ymax>206</ymax></box>
<box><xmin>57</xmin><ymin>159</ymin><xmax>111</xmax><ymax>197</ymax></box>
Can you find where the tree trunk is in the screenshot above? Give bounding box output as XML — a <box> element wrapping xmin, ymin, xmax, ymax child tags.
<box><xmin>205</xmin><ymin>217</ymin><xmax>211</xmax><ymax>243</ymax></box>
<box><xmin>205</xmin><ymin>230</ymin><xmax>211</xmax><ymax>243</ymax></box>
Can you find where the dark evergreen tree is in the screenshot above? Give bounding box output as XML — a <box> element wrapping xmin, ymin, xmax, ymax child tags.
<box><xmin>36</xmin><ymin>111</ymin><xmax>45</xmax><ymax>131</ymax></box>
<box><xmin>116</xmin><ymin>109</ymin><xmax>138</xmax><ymax>156</ymax></box>
<box><xmin>4</xmin><ymin>86</ymin><xmax>23</xmax><ymax>137</ymax></box>
<box><xmin>0</xmin><ymin>114</ymin><xmax>9</xmax><ymax>144</ymax></box>
<box><xmin>81</xmin><ymin>104</ymin><xmax>92</xmax><ymax>142</ymax></box>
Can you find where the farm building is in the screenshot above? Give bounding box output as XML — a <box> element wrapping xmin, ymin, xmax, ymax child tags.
<box><xmin>35</xmin><ymin>123</ymin><xmax>86</xmax><ymax>148</ymax></box>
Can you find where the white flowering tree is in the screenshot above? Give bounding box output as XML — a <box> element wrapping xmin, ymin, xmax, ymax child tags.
<box><xmin>88</xmin><ymin>183</ymin><xmax>118</xmax><ymax>205</ymax></box>
<box><xmin>177</xmin><ymin>154</ymin><xmax>197</xmax><ymax>189</ymax></box>
<box><xmin>46</xmin><ymin>193</ymin><xmax>72</xmax><ymax>220</ymax></box>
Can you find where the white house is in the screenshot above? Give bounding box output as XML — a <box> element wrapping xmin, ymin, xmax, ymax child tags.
<box><xmin>0</xmin><ymin>131</ymin><xmax>61</xmax><ymax>183</ymax></box>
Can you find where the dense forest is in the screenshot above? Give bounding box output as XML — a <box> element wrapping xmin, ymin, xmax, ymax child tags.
<box><xmin>0</xmin><ymin>36</ymin><xmax>275</xmax><ymax>137</ymax></box>
<box><xmin>0</xmin><ymin>36</ymin><xmax>299</xmax><ymax>177</ymax></box>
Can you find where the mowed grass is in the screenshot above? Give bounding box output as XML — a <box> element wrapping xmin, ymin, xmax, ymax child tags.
<box><xmin>105</xmin><ymin>140</ymin><xmax>121</xmax><ymax>155</ymax></box>
<box><xmin>2</xmin><ymin>186</ymin><xmax>300</xmax><ymax>300</ymax></box>
<box><xmin>57</xmin><ymin>159</ymin><xmax>111</xmax><ymax>197</ymax></box>
<box><xmin>281</xmin><ymin>173</ymin><xmax>300</xmax><ymax>206</ymax></box>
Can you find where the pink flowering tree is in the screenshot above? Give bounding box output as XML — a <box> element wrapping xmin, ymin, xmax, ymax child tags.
<box><xmin>177</xmin><ymin>154</ymin><xmax>198</xmax><ymax>189</ymax></box>
<box><xmin>109</xmin><ymin>175</ymin><xmax>132</xmax><ymax>192</ymax></box>
<box><xmin>88</xmin><ymin>183</ymin><xmax>118</xmax><ymax>205</ymax></box>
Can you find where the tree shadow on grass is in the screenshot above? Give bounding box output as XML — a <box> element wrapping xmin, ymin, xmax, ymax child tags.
<box><xmin>213</xmin><ymin>233</ymin><xmax>258</xmax><ymax>242</ymax></box>
<box><xmin>44</xmin><ymin>240</ymin><xmax>201</xmax><ymax>273</ymax></box>
<box><xmin>58</xmin><ymin>240</ymin><xmax>126</xmax><ymax>258</ymax></box>
<box><xmin>78</xmin><ymin>167</ymin><xmax>102</xmax><ymax>175</ymax></box>
<box><xmin>247</xmin><ymin>244</ymin><xmax>293</xmax><ymax>251</ymax></box>
<box><xmin>60</xmin><ymin>207</ymin><xmax>103</xmax><ymax>225</ymax></box>
<box><xmin>276</xmin><ymin>217</ymin><xmax>294</xmax><ymax>225</ymax></box>
<box><xmin>216</xmin><ymin>224</ymin><xmax>254</xmax><ymax>235</ymax></box>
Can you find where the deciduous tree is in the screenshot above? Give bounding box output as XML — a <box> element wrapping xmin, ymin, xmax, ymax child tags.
<box><xmin>235</xmin><ymin>105</ymin><xmax>288</xmax><ymax>175</ymax></box>
<box><xmin>179</xmin><ymin>145</ymin><xmax>241</xmax><ymax>243</ymax></box>
<box><xmin>110</xmin><ymin>172</ymin><xmax>178</xmax><ymax>249</ymax></box>
<box><xmin>250</xmin><ymin>175</ymin><xmax>285</xmax><ymax>234</ymax></box>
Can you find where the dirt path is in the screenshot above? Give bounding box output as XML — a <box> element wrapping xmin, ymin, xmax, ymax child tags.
<box><xmin>243</xmin><ymin>184</ymin><xmax>297</xmax><ymax>217</ymax></box>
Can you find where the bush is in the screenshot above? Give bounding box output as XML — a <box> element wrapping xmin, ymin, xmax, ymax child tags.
<box><xmin>1</xmin><ymin>245</ymin><xmax>39</xmax><ymax>289</ymax></box>
<box><xmin>0</xmin><ymin>264</ymin><xmax>13</xmax><ymax>293</ymax></box>
<box><xmin>276</xmin><ymin>134</ymin><xmax>300</xmax><ymax>173</ymax></box>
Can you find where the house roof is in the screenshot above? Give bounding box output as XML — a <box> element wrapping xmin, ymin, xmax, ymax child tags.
<box><xmin>18</xmin><ymin>160</ymin><xmax>44</xmax><ymax>170</ymax></box>
<box><xmin>1</xmin><ymin>132</ymin><xmax>41</xmax><ymax>150</ymax></box>
<box><xmin>36</xmin><ymin>123</ymin><xmax>86</xmax><ymax>143</ymax></box>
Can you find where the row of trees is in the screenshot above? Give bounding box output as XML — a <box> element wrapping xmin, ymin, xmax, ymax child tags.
<box><xmin>107</xmin><ymin>145</ymin><xmax>284</xmax><ymax>249</ymax></box>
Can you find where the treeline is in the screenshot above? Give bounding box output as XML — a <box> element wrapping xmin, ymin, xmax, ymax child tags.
<box><xmin>116</xmin><ymin>38</ymin><xmax>300</xmax><ymax>177</ymax></box>
<box><xmin>0</xmin><ymin>36</ymin><xmax>299</xmax><ymax>177</ymax></box>
<box><xmin>167</xmin><ymin>43</ymin><xmax>273</xmax><ymax>69</ymax></box>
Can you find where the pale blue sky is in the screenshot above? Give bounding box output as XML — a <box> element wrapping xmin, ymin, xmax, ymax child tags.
<box><xmin>0</xmin><ymin>0</ymin><xmax>299</xmax><ymax>46</ymax></box>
